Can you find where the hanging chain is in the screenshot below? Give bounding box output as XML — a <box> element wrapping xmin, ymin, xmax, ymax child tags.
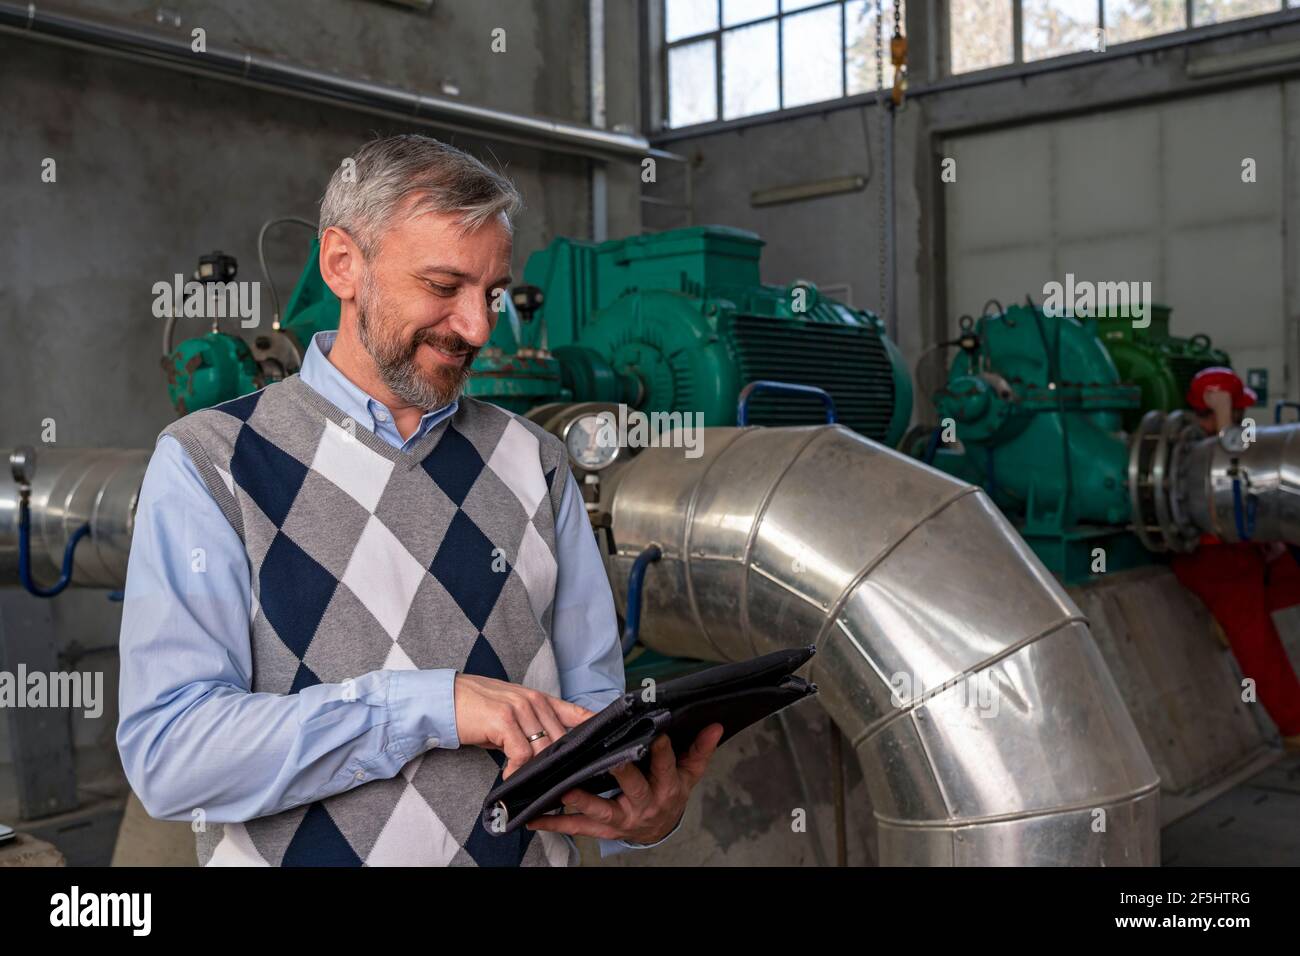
<box><xmin>875</xmin><ymin>0</ymin><xmax>886</xmax><ymax>324</ymax></box>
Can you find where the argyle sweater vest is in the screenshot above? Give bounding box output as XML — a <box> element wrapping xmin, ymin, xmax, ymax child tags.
<box><xmin>161</xmin><ymin>375</ymin><xmax>578</xmax><ymax>867</ymax></box>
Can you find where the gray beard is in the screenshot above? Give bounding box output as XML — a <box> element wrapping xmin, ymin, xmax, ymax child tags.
<box><xmin>355</xmin><ymin>272</ymin><xmax>471</xmax><ymax>411</ymax></box>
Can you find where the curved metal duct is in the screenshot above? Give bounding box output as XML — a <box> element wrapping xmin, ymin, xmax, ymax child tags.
<box><xmin>600</xmin><ymin>425</ymin><xmax>1160</xmax><ymax>865</ymax></box>
<box><xmin>0</xmin><ymin>448</ymin><xmax>148</xmax><ymax>589</ymax></box>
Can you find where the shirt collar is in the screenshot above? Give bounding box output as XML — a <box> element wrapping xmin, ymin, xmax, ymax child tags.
<box><xmin>298</xmin><ymin>330</ymin><xmax>458</xmax><ymax>449</ymax></box>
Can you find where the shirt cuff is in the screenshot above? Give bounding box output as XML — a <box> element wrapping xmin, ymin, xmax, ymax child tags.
<box><xmin>387</xmin><ymin>668</ymin><xmax>460</xmax><ymax>755</ymax></box>
<box><xmin>597</xmin><ymin>810</ymin><xmax>686</xmax><ymax>857</ymax></box>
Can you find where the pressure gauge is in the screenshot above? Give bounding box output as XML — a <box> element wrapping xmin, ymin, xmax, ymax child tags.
<box><xmin>562</xmin><ymin>413</ymin><xmax>620</xmax><ymax>472</ymax></box>
<box><xmin>1218</xmin><ymin>424</ymin><xmax>1250</xmax><ymax>454</ymax></box>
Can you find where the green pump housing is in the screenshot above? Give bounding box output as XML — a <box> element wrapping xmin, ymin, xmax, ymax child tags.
<box><xmin>1094</xmin><ymin>304</ymin><xmax>1231</xmax><ymax>428</ymax></box>
<box><xmin>923</xmin><ymin>305</ymin><xmax>1145</xmax><ymax>582</ymax></box>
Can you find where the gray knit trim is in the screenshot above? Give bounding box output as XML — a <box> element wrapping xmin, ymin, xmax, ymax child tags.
<box><xmin>165</xmin><ymin>428</ymin><xmax>247</xmax><ymax>542</ymax></box>
<box><xmin>277</xmin><ymin>374</ymin><xmax>449</xmax><ymax>470</ymax></box>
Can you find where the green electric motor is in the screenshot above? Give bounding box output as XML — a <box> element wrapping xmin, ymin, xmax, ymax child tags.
<box><xmin>524</xmin><ymin>226</ymin><xmax>912</xmax><ymax>444</ymax></box>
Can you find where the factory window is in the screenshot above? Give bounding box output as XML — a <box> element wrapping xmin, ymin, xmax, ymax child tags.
<box><xmin>950</xmin><ymin>0</ymin><xmax>1295</xmax><ymax>76</ymax></box>
<box><xmin>664</xmin><ymin>0</ymin><xmax>905</xmax><ymax>127</ymax></box>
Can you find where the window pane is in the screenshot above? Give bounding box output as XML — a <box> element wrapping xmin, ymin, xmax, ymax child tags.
<box><xmin>950</xmin><ymin>0</ymin><xmax>1014</xmax><ymax>74</ymax></box>
<box><xmin>1105</xmin><ymin>0</ymin><xmax>1187</xmax><ymax>44</ymax></box>
<box><xmin>1193</xmin><ymin>0</ymin><xmax>1283</xmax><ymax>25</ymax></box>
<box><xmin>782</xmin><ymin>5</ymin><xmax>844</xmax><ymax>107</ymax></box>
<box><xmin>1023</xmin><ymin>0</ymin><xmax>1101</xmax><ymax>61</ymax></box>
<box><xmin>782</xmin><ymin>0</ymin><xmax>832</xmax><ymax>11</ymax></box>
<box><xmin>724</xmin><ymin>22</ymin><xmax>780</xmax><ymax>118</ymax></box>
<box><xmin>846</xmin><ymin>0</ymin><xmax>906</xmax><ymax>95</ymax></box>
<box><xmin>668</xmin><ymin>40</ymin><xmax>718</xmax><ymax>127</ymax></box>
<box><xmin>724</xmin><ymin>0</ymin><xmax>778</xmax><ymax>26</ymax></box>
<box><xmin>666</xmin><ymin>0</ymin><xmax>718</xmax><ymax>42</ymax></box>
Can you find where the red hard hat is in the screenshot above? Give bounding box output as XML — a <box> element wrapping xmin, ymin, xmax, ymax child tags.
<box><xmin>1186</xmin><ymin>367</ymin><xmax>1258</xmax><ymax>411</ymax></box>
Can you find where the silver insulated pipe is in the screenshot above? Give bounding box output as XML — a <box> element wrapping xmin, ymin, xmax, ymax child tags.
<box><xmin>599</xmin><ymin>425</ymin><xmax>1161</xmax><ymax>866</ymax></box>
<box><xmin>0</xmin><ymin>447</ymin><xmax>149</xmax><ymax>589</ymax></box>
<box><xmin>1131</xmin><ymin>411</ymin><xmax>1300</xmax><ymax>548</ymax></box>
<box><xmin>1179</xmin><ymin>423</ymin><xmax>1300</xmax><ymax>543</ymax></box>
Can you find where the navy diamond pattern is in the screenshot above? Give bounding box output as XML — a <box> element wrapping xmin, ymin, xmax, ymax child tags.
<box><xmin>212</xmin><ymin>387</ymin><xmax>265</xmax><ymax>423</ymax></box>
<box><xmin>258</xmin><ymin>531</ymin><xmax>337</xmax><ymax>660</ymax></box>
<box><xmin>429</xmin><ymin>511</ymin><xmax>509</xmax><ymax>631</ymax></box>
<box><xmin>230</xmin><ymin>424</ymin><xmax>309</xmax><ymax>526</ymax></box>
<box><xmin>421</xmin><ymin>425</ymin><xmax>484</xmax><ymax>506</ymax></box>
<box><xmin>281</xmin><ymin>803</ymin><xmax>363</xmax><ymax>867</ymax></box>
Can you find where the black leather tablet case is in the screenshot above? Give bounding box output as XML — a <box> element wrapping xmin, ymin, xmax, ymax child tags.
<box><xmin>481</xmin><ymin>645</ymin><xmax>818</xmax><ymax>835</ymax></box>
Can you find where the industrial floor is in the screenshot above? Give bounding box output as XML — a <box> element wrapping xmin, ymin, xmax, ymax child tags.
<box><xmin>1161</xmin><ymin>751</ymin><xmax>1300</xmax><ymax>866</ymax></box>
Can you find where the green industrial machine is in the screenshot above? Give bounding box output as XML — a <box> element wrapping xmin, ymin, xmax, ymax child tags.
<box><xmin>162</xmin><ymin>225</ymin><xmax>913</xmax><ymax>446</ymax></box>
<box><xmin>517</xmin><ymin>227</ymin><xmax>911</xmax><ymax>443</ymax></box>
<box><xmin>915</xmin><ymin>304</ymin><xmax>1144</xmax><ymax>582</ymax></box>
<box><xmin>912</xmin><ymin>302</ymin><xmax>1234</xmax><ymax>583</ymax></box>
<box><xmin>1094</xmin><ymin>304</ymin><xmax>1230</xmax><ymax>429</ymax></box>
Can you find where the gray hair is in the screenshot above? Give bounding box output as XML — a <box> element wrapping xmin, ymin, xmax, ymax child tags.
<box><xmin>319</xmin><ymin>134</ymin><xmax>523</xmax><ymax>258</ymax></box>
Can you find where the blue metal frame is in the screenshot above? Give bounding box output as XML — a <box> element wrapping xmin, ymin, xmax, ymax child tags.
<box><xmin>621</xmin><ymin>544</ymin><xmax>663</xmax><ymax>655</ymax></box>
<box><xmin>736</xmin><ymin>379</ymin><xmax>837</xmax><ymax>426</ymax></box>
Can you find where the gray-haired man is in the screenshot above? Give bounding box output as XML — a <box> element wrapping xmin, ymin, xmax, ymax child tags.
<box><xmin>117</xmin><ymin>134</ymin><xmax>722</xmax><ymax>866</ymax></box>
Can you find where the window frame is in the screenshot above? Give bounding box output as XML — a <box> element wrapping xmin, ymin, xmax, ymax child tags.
<box><xmin>662</xmin><ymin>0</ymin><xmax>900</xmax><ymax>128</ymax></box>
<box><xmin>953</xmin><ymin>0</ymin><xmax>1297</xmax><ymax>79</ymax></box>
<box><xmin>658</xmin><ymin>0</ymin><xmax>1300</xmax><ymax>134</ymax></box>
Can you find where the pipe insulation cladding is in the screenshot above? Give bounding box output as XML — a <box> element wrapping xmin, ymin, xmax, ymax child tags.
<box><xmin>597</xmin><ymin>425</ymin><xmax>1162</xmax><ymax>865</ymax></box>
<box><xmin>0</xmin><ymin>449</ymin><xmax>149</xmax><ymax>589</ymax></box>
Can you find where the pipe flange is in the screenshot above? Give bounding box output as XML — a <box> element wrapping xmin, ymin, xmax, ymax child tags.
<box><xmin>1128</xmin><ymin>410</ymin><xmax>1165</xmax><ymax>552</ymax></box>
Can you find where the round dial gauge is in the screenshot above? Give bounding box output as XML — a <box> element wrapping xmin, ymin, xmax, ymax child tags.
<box><xmin>563</xmin><ymin>413</ymin><xmax>620</xmax><ymax>471</ymax></box>
<box><xmin>1218</xmin><ymin>424</ymin><xmax>1250</xmax><ymax>454</ymax></box>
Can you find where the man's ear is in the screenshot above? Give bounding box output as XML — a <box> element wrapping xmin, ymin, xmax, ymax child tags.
<box><xmin>319</xmin><ymin>226</ymin><xmax>364</xmax><ymax>303</ymax></box>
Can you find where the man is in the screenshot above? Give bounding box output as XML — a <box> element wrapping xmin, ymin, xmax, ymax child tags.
<box><xmin>117</xmin><ymin>134</ymin><xmax>722</xmax><ymax>866</ymax></box>
<box><xmin>1170</xmin><ymin>367</ymin><xmax>1300</xmax><ymax>750</ymax></box>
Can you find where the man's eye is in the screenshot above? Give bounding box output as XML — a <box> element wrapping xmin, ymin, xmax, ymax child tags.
<box><xmin>425</xmin><ymin>280</ymin><xmax>456</xmax><ymax>296</ymax></box>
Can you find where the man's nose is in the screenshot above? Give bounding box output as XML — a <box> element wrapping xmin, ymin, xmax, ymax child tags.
<box><xmin>448</xmin><ymin>292</ymin><xmax>495</xmax><ymax>348</ymax></box>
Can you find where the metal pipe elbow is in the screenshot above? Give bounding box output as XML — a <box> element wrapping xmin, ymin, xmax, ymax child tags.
<box><xmin>604</xmin><ymin>425</ymin><xmax>1160</xmax><ymax>865</ymax></box>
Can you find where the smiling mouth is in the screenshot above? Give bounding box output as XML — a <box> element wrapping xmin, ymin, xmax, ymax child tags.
<box><xmin>421</xmin><ymin>342</ymin><xmax>470</xmax><ymax>365</ymax></box>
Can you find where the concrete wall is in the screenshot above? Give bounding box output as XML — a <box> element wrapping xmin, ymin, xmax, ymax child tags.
<box><xmin>0</xmin><ymin>0</ymin><xmax>644</xmax><ymax>823</ymax></box>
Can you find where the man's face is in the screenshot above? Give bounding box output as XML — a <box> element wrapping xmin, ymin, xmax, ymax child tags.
<box><xmin>355</xmin><ymin>200</ymin><xmax>513</xmax><ymax>410</ymax></box>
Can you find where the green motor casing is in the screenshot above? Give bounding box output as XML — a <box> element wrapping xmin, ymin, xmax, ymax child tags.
<box><xmin>524</xmin><ymin>226</ymin><xmax>912</xmax><ymax>444</ymax></box>
<box><xmin>1094</xmin><ymin>305</ymin><xmax>1230</xmax><ymax>428</ymax></box>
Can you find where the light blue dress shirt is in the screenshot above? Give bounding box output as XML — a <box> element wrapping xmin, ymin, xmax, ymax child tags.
<box><xmin>116</xmin><ymin>330</ymin><xmax>677</xmax><ymax>859</ymax></box>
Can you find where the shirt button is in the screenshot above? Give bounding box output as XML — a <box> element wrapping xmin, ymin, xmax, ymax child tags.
<box><xmin>354</xmin><ymin>770</ymin><xmax>366</xmax><ymax>781</ymax></box>
<box><xmin>373</xmin><ymin>409</ymin><xmax>389</xmax><ymax>422</ymax></box>
<box><xmin>426</xmin><ymin>737</ymin><xmax>440</xmax><ymax>749</ymax></box>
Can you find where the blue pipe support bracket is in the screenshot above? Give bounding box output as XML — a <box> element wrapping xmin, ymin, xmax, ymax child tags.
<box><xmin>621</xmin><ymin>544</ymin><xmax>663</xmax><ymax>655</ymax></box>
<box><xmin>1275</xmin><ymin>400</ymin><xmax>1300</xmax><ymax>424</ymax></box>
<box><xmin>17</xmin><ymin>496</ymin><xmax>90</xmax><ymax>598</ymax></box>
<box><xmin>737</xmin><ymin>380</ymin><xmax>837</xmax><ymax>427</ymax></box>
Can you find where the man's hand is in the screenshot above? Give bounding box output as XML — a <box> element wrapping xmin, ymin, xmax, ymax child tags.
<box><xmin>525</xmin><ymin>723</ymin><xmax>724</xmax><ymax>845</ymax></box>
<box><xmin>453</xmin><ymin>674</ymin><xmax>595</xmax><ymax>780</ymax></box>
